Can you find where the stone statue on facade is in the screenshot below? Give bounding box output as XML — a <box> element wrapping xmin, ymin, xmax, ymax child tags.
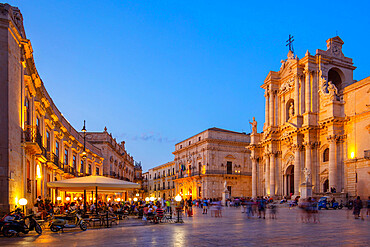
<box><xmin>327</xmin><ymin>81</ymin><xmax>338</xmax><ymax>101</ymax></box>
<box><xmin>303</xmin><ymin>167</ymin><xmax>311</xmax><ymax>184</ymax></box>
<box><xmin>224</xmin><ymin>180</ymin><xmax>228</xmax><ymax>192</ymax></box>
<box><xmin>289</xmin><ymin>102</ymin><xmax>294</xmax><ymax>119</ymax></box>
<box><xmin>249</xmin><ymin>117</ymin><xmax>257</xmax><ymax>134</ymax></box>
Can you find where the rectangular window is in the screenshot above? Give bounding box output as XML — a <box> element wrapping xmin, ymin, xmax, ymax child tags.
<box><xmin>88</xmin><ymin>164</ymin><xmax>92</xmax><ymax>174</ymax></box>
<box><xmin>96</xmin><ymin>167</ymin><xmax>99</xmax><ymax>175</ymax></box>
<box><xmin>173</xmin><ymin>168</ymin><xmax>174</xmax><ymax>175</ymax></box>
<box><xmin>163</xmin><ymin>182</ymin><xmax>165</xmax><ymax>189</ymax></box>
<box><xmin>154</xmin><ymin>185</ymin><xmax>156</xmax><ymax>191</ymax></box>
<box><xmin>55</xmin><ymin>141</ymin><xmax>59</xmax><ymax>157</ymax></box>
<box><xmin>168</xmin><ymin>182</ymin><xmax>170</xmax><ymax>189</ymax></box>
<box><xmin>168</xmin><ymin>169</ymin><xmax>170</xmax><ymax>175</ymax></box>
<box><xmin>73</xmin><ymin>155</ymin><xmax>76</xmax><ymax>170</ymax></box>
<box><xmin>64</xmin><ymin>149</ymin><xmax>68</xmax><ymax>166</ymax></box>
<box><xmin>46</xmin><ymin>131</ymin><xmax>51</xmax><ymax>152</ymax></box>
<box><xmin>199</xmin><ymin>137</ymin><xmax>201</xmax><ymax>141</ymax></box>
<box><xmin>80</xmin><ymin>160</ymin><xmax>84</xmax><ymax>174</ymax></box>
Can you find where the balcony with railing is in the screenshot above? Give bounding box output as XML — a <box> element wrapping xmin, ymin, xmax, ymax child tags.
<box><xmin>46</xmin><ymin>152</ymin><xmax>64</xmax><ymax>171</ymax></box>
<box><xmin>22</xmin><ymin>125</ymin><xmax>46</xmax><ymax>159</ymax></box>
<box><xmin>64</xmin><ymin>165</ymin><xmax>76</xmax><ymax>177</ymax></box>
<box><xmin>174</xmin><ymin>169</ymin><xmax>252</xmax><ymax>179</ymax></box>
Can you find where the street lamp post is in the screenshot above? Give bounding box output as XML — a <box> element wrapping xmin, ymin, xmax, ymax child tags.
<box><xmin>81</xmin><ymin>120</ymin><xmax>88</xmax><ymax>213</ymax></box>
<box><xmin>174</xmin><ymin>194</ymin><xmax>183</xmax><ymax>223</ymax></box>
<box><xmin>19</xmin><ymin>198</ymin><xmax>28</xmax><ymax>214</ymax></box>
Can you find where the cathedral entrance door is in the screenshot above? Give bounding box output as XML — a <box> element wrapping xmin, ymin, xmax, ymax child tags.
<box><xmin>286</xmin><ymin>165</ymin><xmax>294</xmax><ymax>197</ymax></box>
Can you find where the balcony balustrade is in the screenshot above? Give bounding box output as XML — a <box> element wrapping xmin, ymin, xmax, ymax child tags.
<box><xmin>174</xmin><ymin>169</ymin><xmax>251</xmax><ymax>179</ymax></box>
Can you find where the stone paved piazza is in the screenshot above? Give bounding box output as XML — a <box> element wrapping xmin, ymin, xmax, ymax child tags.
<box><xmin>0</xmin><ymin>207</ymin><xmax>369</xmax><ymax>246</ymax></box>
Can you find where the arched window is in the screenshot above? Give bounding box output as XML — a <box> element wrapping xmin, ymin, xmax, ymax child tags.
<box><xmin>323</xmin><ymin>148</ymin><xmax>329</xmax><ymax>162</ymax></box>
<box><xmin>328</xmin><ymin>68</ymin><xmax>343</xmax><ymax>91</ymax></box>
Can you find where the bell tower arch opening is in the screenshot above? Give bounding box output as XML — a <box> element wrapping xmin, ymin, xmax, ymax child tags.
<box><xmin>328</xmin><ymin>68</ymin><xmax>344</xmax><ymax>92</ymax></box>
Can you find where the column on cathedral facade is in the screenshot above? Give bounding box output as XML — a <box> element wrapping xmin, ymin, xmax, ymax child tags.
<box><xmin>328</xmin><ymin>136</ymin><xmax>337</xmax><ymax>190</ymax></box>
<box><xmin>269</xmin><ymin>89</ymin><xmax>274</xmax><ymax>126</ymax></box>
<box><xmin>265</xmin><ymin>90</ymin><xmax>269</xmax><ymax>127</ymax></box>
<box><xmin>269</xmin><ymin>152</ymin><xmax>275</xmax><ymax>197</ymax></box>
<box><xmin>251</xmin><ymin>155</ymin><xmax>257</xmax><ymax>198</ymax></box>
<box><xmin>305</xmin><ymin>71</ymin><xmax>311</xmax><ymax>113</ymax></box>
<box><xmin>293</xmin><ymin>145</ymin><xmax>301</xmax><ymax>195</ymax></box>
<box><xmin>265</xmin><ymin>154</ymin><xmax>270</xmax><ymax>195</ymax></box>
<box><xmin>294</xmin><ymin>75</ymin><xmax>299</xmax><ymax>115</ymax></box>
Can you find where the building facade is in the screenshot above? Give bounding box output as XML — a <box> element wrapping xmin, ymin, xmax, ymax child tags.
<box><xmin>0</xmin><ymin>4</ymin><xmax>137</xmax><ymax>212</ymax></box>
<box><xmin>147</xmin><ymin>161</ymin><xmax>176</xmax><ymax>200</ymax></box>
<box><xmin>86</xmin><ymin>129</ymin><xmax>135</xmax><ymax>182</ymax></box>
<box><xmin>249</xmin><ymin>36</ymin><xmax>370</xmax><ymax>199</ymax></box>
<box><xmin>173</xmin><ymin>128</ymin><xmax>252</xmax><ymax>199</ymax></box>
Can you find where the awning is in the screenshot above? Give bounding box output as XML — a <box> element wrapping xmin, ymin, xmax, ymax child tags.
<box><xmin>47</xmin><ymin>175</ymin><xmax>140</xmax><ymax>192</ymax></box>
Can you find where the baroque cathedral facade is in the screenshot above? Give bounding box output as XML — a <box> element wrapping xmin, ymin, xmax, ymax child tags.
<box><xmin>249</xmin><ymin>37</ymin><xmax>369</xmax><ymax>199</ymax></box>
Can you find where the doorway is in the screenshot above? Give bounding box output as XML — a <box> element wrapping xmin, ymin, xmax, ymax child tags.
<box><xmin>286</xmin><ymin>165</ymin><xmax>294</xmax><ymax>196</ymax></box>
<box><xmin>323</xmin><ymin>179</ymin><xmax>329</xmax><ymax>193</ymax></box>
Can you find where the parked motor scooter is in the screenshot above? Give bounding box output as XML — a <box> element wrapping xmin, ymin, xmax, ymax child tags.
<box><xmin>2</xmin><ymin>210</ymin><xmax>42</xmax><ymax>237</ymax></box>
<box><xmin>50</xmin><ymin>210</ymin><xmax>87</xmax><ymax>232</ymax></box>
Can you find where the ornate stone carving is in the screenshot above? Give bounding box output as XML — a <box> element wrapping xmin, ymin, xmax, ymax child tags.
<box><xmin>319</xmin><ymin>77</ymin><xmax>339</xmax><ymax>103</ymax></box>
<box><xmin>279</xmin><ymin>78</ymin><xmax>294</xmax><ymax>95</ymax></box>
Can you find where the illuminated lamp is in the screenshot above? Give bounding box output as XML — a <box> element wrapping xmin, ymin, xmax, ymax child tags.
<box><xmin>19</xmin><ymin>198</ymin><xmax>28</xmax><ymax>213</ymax></box>
<box><xmin>117</xmin><ymin>198</ymin><xmax>121</xmax><ymax>202</ymax></box>
<box><xmin>133</xmin><ymin>197</ymin><xmax>138</xmax><ymax>202</ymax></box>
<box><xmin>150</xmin><ymin>197</ymin><xmax>155</xmax><ymax>202</ymax></box>
<box><xmin>57</xmin><ymin>196</ymin><xmax>62</xmax><ymax>201</ymax></box>
<box><xmin>175</xmin><ymin>194</ymin><xmax>182</xmax><ymax>202</ymax></box>
<box><xmin>74</xmin><ymin>197</ymin><xmax>77</xmax><ymax>201</ymax></box>
<box><xmin>145</xmin><ymin>197</ymin><xmax>149</xmax><ymax>202</ymax></box>
<box><xmin>66</xmin><ymin>197</ymin><xmax>70</xmax><ymax>201</ymax></box>
<box><xmin>350</xmin><ymin>152</ymin><xmax>355</xmax><ymax>159</ymax></box>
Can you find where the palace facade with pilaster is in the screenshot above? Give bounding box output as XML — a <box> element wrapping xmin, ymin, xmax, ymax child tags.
<box><xmin>173</xmin><ymin>128</ymin><xmax>252</xmax><ymax>199</ymax></box>
<box><xmin>0</xmin><ymin>4</ymin><xmax>137</xmax><ymax>212</ymax></box>
<box><xmin>248</xmin><ymin>36</ymin><xmax>370</xmax><ymax>199</ymax></box>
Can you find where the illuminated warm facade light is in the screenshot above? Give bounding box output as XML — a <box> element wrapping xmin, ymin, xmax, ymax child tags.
<box><xmin>117</xmin><ymin>198</ymin><xmax>121</xmax><ymax>202</ymax></box>
<box><xmin>145</xmin><ymin>197</ymin><xmax>149</xmax><ymax>202</ymax></box>
<box><xmin>36</xmin><ymin>164</ymin><xmax>42</xmax><ymax>179</ymax></box>
<box><xmin>57</xmin><ymin>197</ymin><xmax>61</xmax><ymax>201</ymax></box>
<box><xmin>66</xmin><ymin>197</ymin><xmax>70</xmax><ymax>201</ymax></box>
<box><xmin>133</xmin><ymin>197</ymin><xmax>138</xmax><ymax>202</ymax></box>
<box><xmin>150</xmin><ymin>196</ymin><xmax>155</xmax><ymax>201</ymax></box>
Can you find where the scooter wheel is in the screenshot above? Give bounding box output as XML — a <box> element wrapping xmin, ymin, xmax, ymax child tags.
<box><xmin>35</xmin><ymin>223</ymin><xmax>42</xmax><ymax>234</ymax></box>
<box><xmin>50</xmin><ymin>225</ymin><xmax>59</xmax><ymax>232</ymax></box>
<box><xmin>80</xmin><ymin>222</ymin><xmax>87</xmax><ymax>231</ymax></box>
<box><xmin>2</xmin><ymin>226</ymin><xmax>15</xmax><ymax>238</ymax></box>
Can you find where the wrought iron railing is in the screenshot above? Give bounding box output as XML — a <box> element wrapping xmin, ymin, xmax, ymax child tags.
<box><xmin>175</xmin><ymin>169</ymin><xmax>251</xmax><ymax>179</ymax></box>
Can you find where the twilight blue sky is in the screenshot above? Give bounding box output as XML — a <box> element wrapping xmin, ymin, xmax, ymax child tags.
<box><xmin>7</xmin><ymin>1</ymin><xmax>370</xmax><ymax>171</ymax></box>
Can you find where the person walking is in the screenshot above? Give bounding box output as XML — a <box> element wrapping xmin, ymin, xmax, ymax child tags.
<box><xmin>353</xmin><ymin>196</ymin><xmax>363</xmax><ymax>219</ymax></box>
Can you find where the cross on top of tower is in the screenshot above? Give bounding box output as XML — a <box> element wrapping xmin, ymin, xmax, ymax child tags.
<box><xmin>286</xmin><ymin>34</ymin><xmax>294</xmax><ymax>53</ymax></box>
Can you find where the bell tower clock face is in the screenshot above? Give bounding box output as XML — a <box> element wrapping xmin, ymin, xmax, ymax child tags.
<box><xmin>332</xmin><ymin>44</ymin><xmax>340</xmax><ymax>55</ymax></box>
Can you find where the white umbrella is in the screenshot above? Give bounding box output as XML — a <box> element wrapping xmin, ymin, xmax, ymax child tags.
<box><xmin>47</xmin><ymin>175</ymin><xmax>140</xmax><ymax>191</ymax></box>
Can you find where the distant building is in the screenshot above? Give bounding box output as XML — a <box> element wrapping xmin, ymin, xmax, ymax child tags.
<box><xmin>173</xmin><ymin>128</ymin><xmax>252</xmax><ymax>199</ymax></box>
<box><xmin>147</xmin><ymin>161</ymin><xmax>176</xmax><ymax>200</ymax></box>
<box><xmin>86</xmin><ymin>130</ymin><xmax>135</xmax><ymax>182</ymax></box>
